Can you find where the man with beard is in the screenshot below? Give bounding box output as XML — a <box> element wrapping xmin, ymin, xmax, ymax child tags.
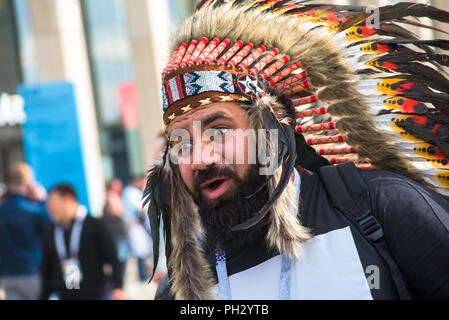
<box><xmin>194</xmin><ymin>162</ymin><xmax>272</xmax><ymax>255</ymax></box>
<box><xmin>147</xmin><ymin>1</ymin><xmax>449</xmax><ymax>300</ymax></box>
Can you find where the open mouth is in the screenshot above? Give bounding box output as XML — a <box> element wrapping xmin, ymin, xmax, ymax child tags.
<box><xmin>208</xmin><ymin>179</ymin><xmax>226</xmax><ymax>190</ymax></box>
<box><xmin>200</xmin><ymin>176</ymin><xmax>231</xmax><ymax>200</ymax></box>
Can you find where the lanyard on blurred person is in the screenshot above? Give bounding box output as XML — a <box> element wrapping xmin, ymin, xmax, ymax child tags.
<box><xmin>55</xmin><ymin>205</ymin><xmax>87</xmax><ymax>290</ymax></box>
<box><xmin>54</xmin><ymin>205</ymin><xmax>88</xmax><ymax>260</ymax></box>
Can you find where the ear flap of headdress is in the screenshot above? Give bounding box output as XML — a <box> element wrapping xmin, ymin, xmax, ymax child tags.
<box><xmin>144</xmin><ymin>152</ymin><xmax>215</xmax><ymax>300</ymax></box>
<box><xmin>266</xmin><ymin>165</ymin><xmax>312</xmax><ymax>261</ymax></box>
<box><xmin>259</xmin><ymin>96</ymin><xmax>312</xmax><ymax>261</ymax></box>
<box><xmin>143</xmin><ymin>153</ymin><xmax>171</xmax><ymax>284</ymax></box>
<box><xmin>232</xmin><ymin>94</ymin><xmax>312</xmax><ymax>260</ymax></box>
<box><xmin>165</xmin><ymin>162</ymin><xmax>216</xmax><ymax>300</ymax></box>
<box><xmin>231</xmin><ymin>105</ymin><xmax>297</xmax><ymax>231</ymax></box>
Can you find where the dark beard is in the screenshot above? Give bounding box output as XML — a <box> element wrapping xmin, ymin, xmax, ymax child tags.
<box><xmin>192</xmin><ymin>164</ymin><xmax>269</xmax><ymax>255</ymax></box>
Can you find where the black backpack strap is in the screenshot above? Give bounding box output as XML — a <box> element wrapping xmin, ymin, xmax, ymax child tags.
<box><xmin>318</xmin><ymin>162</ymin><xmax>412</xmax><ymax>300</ymax></box>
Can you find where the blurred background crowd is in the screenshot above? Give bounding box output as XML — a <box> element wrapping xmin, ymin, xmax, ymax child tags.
<box><xmin>0</xmin><ymin>0</ymin><xmax>197</xmax><ymax>300</ymax></box>
<box><xmin>0</xmin><ymin>161</ymin><xmax>167</xmax><ymax>300</ymax></box>
<box><xmin>0</xmin><ymin>0</ymin><xmax>448</xmax><ymax>300</ymax></box>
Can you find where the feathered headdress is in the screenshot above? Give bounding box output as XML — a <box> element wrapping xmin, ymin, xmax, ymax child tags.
<box><xmin>144</xmin><ymin>0</ymin><xmax>449</xmax><ymax>300</ymax></box>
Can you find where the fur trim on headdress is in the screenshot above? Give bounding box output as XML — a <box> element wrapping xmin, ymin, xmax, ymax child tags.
<box><xmin>164</xmin><ymin>160</ymin><xmax>216</xmax><ymax>300</ymax></box>
<box><xmin>244</xmin><ymin>94</ymin><xmax>312</xmax><ymax>260</ymax></box>
<box><xmin>267</xmin><ymin>167</ymin><xmax>311</xmax><ymax>261</ymax></box>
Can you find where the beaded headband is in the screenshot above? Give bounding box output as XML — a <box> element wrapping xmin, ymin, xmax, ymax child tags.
<box><xmin>161</xmin><ymin>37</ymin><xmax>311</xmax><ymax>128</ymax></box>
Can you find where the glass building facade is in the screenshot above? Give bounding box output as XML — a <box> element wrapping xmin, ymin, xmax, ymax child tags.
<box><xmin>3</xmin><ymin>0</ymin><xmax>200</xmax><ymax>188</ymax></box>
<box><xmin>80</xmin><ymin>0</ymin><xmax>196</xmax><ymax>183</ymax></box>
<box><xmin>0</xmin><ymin>0</ymin><xmax>24</xmax><ymax>184</ymax></box>
<box><xmin>82</xmin><ymin>0</ymin><xmax>136</xmax><ymax>183</ymax></box>
<box><xmin>0</xmin><ymin>0</ymin><xmax>21</xmax><ymax>94</ymax></box>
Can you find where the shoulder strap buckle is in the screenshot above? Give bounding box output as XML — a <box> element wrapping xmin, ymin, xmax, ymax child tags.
<box><xmin>357</xmin><ymin>212</ymin><xmax>384</xmax><ymax>243</ymax></box>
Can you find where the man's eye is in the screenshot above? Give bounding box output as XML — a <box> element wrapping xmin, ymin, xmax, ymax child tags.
<box><xmin>213</xmin><ymin>128</ymin><xmax>228</xmax><ymax>137</ymax></box>
<box><xmin>178</xmin><ymin>142</ymin><xmax>193</xmax><ymax>156</ymax></box>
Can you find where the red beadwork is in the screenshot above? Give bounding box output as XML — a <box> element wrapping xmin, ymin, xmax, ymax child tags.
<box><xmin>163</xmin><ymin>48</ymin><xmax>179</xmax><ymax>74</ymax></box>
<box><xmin>180</xmin><ymin>40</ymin><xmax>198</xmax><ymax>68</ymax></box>
<box><xmin>228</xmin><ymin>43</ymin><xmax>253</xmax><ymax>68</ymax></box>
<box><xmin>172</xmin><ymin>43</ymin><xmax>188</xmax><ymax>69</ymax></box>
<box><xmin>306</xmin><ymin>134</ymin><xmax>344</xmax><ymax>145</ymax></box>
<box><xmin>274</xmin><ymin>73</ymin><xmax>309</xmax><ymax>90</ymax></box>
<box><xmin>259</xmin><ymin>55</ymin><xmax>290</xmax><ymax>79</ymax></box>
<box><xmin>195</xmin><ymin>38</ymin><xmax>220</xmax><ymax>65</ymax></box>
<box><xmin>205</xmin><ymin>39</ymin><xmax>230</xmax><ymax>64</ymax></box>
<box><xmin>187</xmin><ymin>37</ymin><xmax>209</xmax><ymax>66</ymax></box>
<box><xmin>280</xmin><ymin>80</ymin><xmax>310</xmax><ymax>95</ymax></box>
<box><xmin>292</xmin><ymin>95</ymin><xmax>317</xmax><ymax>107</ymax></box>
<box><xmin>330</xmin><ymin>157</ymin><xmax>357</xmax><ymax>164</ymax></box>
<box><xmin>296</xmin><ymin>122</ymin><xmax>335</xmax><ymax>133</ymax></box>
<box><xmin>250</xmin><ymin>48</ymin><xmax>279</xmax><ymax>74</ymax></box>
<box><xmin>319</xmin><ymin>146</ymin><xmax>355</xmax><ymax>156</ymax></box>
<box><xmin>267</xmin><ymin>61</ymin><xmax>303</xmax><ymax>85</ymax></box>
<box><xmin>217</xmin><ymin>41</ymin><xmax>243</xmax><ymax>65</ymax></box>
<box><xmin>237</xmin><ymin>45</ymin><xmax>266</xmax><ymax>69</ymax></box>
<box><xmin>297</xmin><ymin>106</ymin><xmax>327</xmax><ymax>118</ymax></box>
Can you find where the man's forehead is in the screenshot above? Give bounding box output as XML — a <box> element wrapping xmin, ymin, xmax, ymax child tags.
<box><xmin>167</xmin><ymin>102</ymin><xmax>244</xmax><ymax>132</ymax></box>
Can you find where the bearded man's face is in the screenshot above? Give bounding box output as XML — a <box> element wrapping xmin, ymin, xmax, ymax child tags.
<box><xmin>167</xmin><ymin>102</ymin><xmax>269</xmax><ymax>253</ymax></box>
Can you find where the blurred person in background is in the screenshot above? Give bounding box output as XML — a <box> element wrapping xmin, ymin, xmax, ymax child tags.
<box><xmin>122</xmin><ymin>175</ymin><xmax>147</xmax><ymax>229</ymax></box>
<box><xmin>122</xmin><ymin>175</ymin><xmax>152</xmax><ymax>282</ymax></box>
<box><xmin>102</xmin><ymin>178</ymin><xmax>130</xmax><ymax>285</ymax></box>
<box><xmin>122</xmin><ymin>130</ymin><xmax>169</xmax><ymax>286</ymax></box>
<box><xmin>150</xmin><ymin>131</ymin><xmax>168</xmax><ymax>285</ymax></box>
<box><xmin>41</xmin><ymin>184</ymin><xmax>125</xmax><ymax>300</ymax></box>
<box><xmin>0</xmin><ymin>162</ymin><xmax>50</xmax><ymax>300</ymax></box>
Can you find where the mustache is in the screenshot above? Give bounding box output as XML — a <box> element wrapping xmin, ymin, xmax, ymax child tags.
<box><xmin>196</xmin><ymin>168</ymin><xmax>270</xmax><ymax>253</ymax></box>
<box><xmin>193</xmin><ymin>165</ymin><xmax>239</xmax><ymax>189</ymax></box>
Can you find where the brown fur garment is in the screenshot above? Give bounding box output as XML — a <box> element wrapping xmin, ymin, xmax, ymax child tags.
<box><xmin>244</xmin><ymin>94</ymin><xmax>312</xmax><ymax>260</ymax></box>
<box><xmin>164</xmin><ymin>160</ymin><xmax>216</xmax><ymax>300</ymax></box>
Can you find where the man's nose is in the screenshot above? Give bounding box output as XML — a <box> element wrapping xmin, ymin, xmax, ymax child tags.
<box><xmin>190</xmin><ymin>141</ymin><xmax>222</xmax><ymax>171</ymax></box>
